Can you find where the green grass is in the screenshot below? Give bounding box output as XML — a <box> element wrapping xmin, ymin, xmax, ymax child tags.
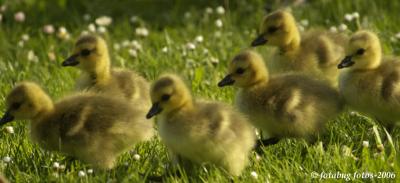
<box><xmin>0</xmin><ymin>0</ymin><xmax>399</xmax><ymax>182</ymax></box>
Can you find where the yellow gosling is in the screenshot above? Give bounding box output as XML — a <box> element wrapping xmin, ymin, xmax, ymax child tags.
<box><xmin>0</xmin><ymin>82</ymin><xmax>154</xmax><ymax>169</ymax></box>
<box><xmin>146</xmin><ymin>74</ymin><xmax>255</xmax><ymax>176</ymax></box>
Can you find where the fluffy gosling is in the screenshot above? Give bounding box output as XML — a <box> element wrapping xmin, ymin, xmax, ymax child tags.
<box><xmin>0</xmin><ymin>82</ymin><xmax>153</xmax><ymax>169</ymax></box>
<box><xmin>62</xmin><ymin>35</ymin><xmax>151</xmax><ymax>108</ymax></box>
<box><xmin>251</xmin><ymin>10</ymin><xmax>347</xmax><ymax>87</ymax></box>
<box><xmin>146</xmin><ymin>74</ymin><xmax>255</xmax><ymax>176</ymax></box>
<box><xmin>218</xmin><ymin>50</ymin><xmax>343</xmax><ymax>148</ymax></box>
<box><xmin>338</xmin><ymin>30</ymin><xmax>400</xmax><ymax>130</ymax></box>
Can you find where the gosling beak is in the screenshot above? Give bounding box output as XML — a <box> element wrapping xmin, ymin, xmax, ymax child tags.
<box><xmin>218</xmin><ymin>74</ymin><xmax>235</xmax><ymax>87</ymax></box>
<box><xmin>146</xmin><ymin>103</ymin><xmax>162</xmax><ymax>119</ymax></box>
<box><xmin>61</xmin><ymin>54</ymin><xmax>80</xmax><ymax>67</ymax></box>
<box><xmin>0</xmin><ymin>110</ymin><xmax>14</xmax><ymax>126</ymax></box>
<box><xmin>337</xmin><ymin>56</ymin><xmax>355</xmax><ymax>69</ymax></box>
<box><xmin>251</xmin><ymin>35</ymin><xmax>267</xmax><ymax>47</ymax></box>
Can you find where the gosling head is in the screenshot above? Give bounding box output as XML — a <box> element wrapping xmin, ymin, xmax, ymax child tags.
<box><xmin>146</xmin><ymin>74</ymin><xmax>192</xmax><ymax>119</ymax></box>
<box><xmin>338</xmin><ymin>30</ymin><xmax>382</xmax><ymax>70</ymax></box>
<box><xmin>62</xmin><ymin>35</ymin><xmax>110</xmax><ymax>73</ymax></box>
<box><xmin>0</xmin><ymin>82</ymin><xmax>53</xmax><ymax>126</ymax></box>
<box><xmin>218</xmin><ymin>50</ymin><xmax>268</xmax><ymax>88</ymax></box>
<box><xmin>251</xmin><ymin>10</ymin><xmax>299</xmax><ymax>48</ymax></box>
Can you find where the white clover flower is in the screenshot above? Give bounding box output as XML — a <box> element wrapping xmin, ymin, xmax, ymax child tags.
<box><xmin>130</xmin><ymin>16</ymin><xmax>139</xmax><ymax>23</ymax></box>
<box><xmin>80</xmin><ymin>30</ymin><xmax>89</xmax><ymax>36</ymax></box>
<box><xmin>350</xmin><ymin>111</ymin><xmax>356</xmax><ymax>116</ymax></box>
<box><xmin>362</xmin><ymin>141</ymin><xmax>369</xmax><ymax>148</ymax></box>
<box><xmin>5</xmin><ymin>126</ymin><xmax>14</xmax><ymax>134</ymax></box>
<box><xmin>18</xmin><ymin>40</ymin><xmax>24</xmax><ymax>47</ymax></box>
<box><xmin>352</xmin><ymin>12</ymin><xmax>359</xmax><ymax>19</ymax></box>
<box><xmin>130</xmin><ymin>40</ymin><xmax>142</xmax><ymax>50</ymax></box>
<box><xmin>53</xmin><ymin>162</ymin><xmax>60</xmax><ymax>169</ymax></box>
<box><xmin>14</xmin><ymin>11</ymin><xmax>25</xmax><ymax>22</ymax></box>
<box><xmin>78</xmin><ymin>170</ymin><xmax>86</xmax><ymax>177</ymax></box>
<box><xmin>59</xmin><ymin>165</ymin><xmax>66</xmax><ymax>170</ymax></box>
<box><xmin>135</xmin><ymin>27</ymin><xmax>149</xmax><ymax>37</ymax></box>
<box><xmin>338</xmin><ymin>24</ymin><xmax>347</xmax><ymax>31</ymax></box>
<box><xmin>203</xmin><ymin>48</ymin><xmax>209</xmax><ymax>55</ymax></box>
<box><xmin>83</xmin><ymin>14</ymin><xmax>91</xmax><ymax>21</ymax></box>
<box><xmin>161</xmin><ymin>47</ymin><xmax>168</xmax><ymax>53</ymax></box>
<box><xmin>250</xmin><ymin>171</ymin><xmax>258</xmax><ymax>179</ymax></box>
<box><xmin>395</xmin><ymin>32</ymin><xmax>400</xmax><ymax>39</ymax></box>
<box><xmin>95</xmin><ymin>16</ymin><xmax>112</xmax><ymax>26</ymax></box>
<box><xmin>215</xmin><ymin>19</ymin><xmax>223</xmax><ymax>28</ymax></box>
<box><xmin>195</xmin><ymin>35</ymin><xmax>204</xmax><ymax>43</ymax></box>
<box><xmin>128</xmin><ymin>49</ymin><xmax>138</xmax><ymax>57</ymax></box>
<box><xmin>27</xmin><ymin>50</ymin><xmax>39</xmax><ymax>62</ymax></box>
<box><xmin>97</xmin><ymin>26</ymin><xmax>107</xmax><ymax>34</ymax></box>
<box><xmin>186</xmin><ymin>42</ymin><xmax>196</xmax><ymax>50</ymax></box>
<box><xmin>88</xmin><ymin>23</ymin><xmax>96</xmax><ymax>32</ymax></box>
<box><xmin>330</xmin><ymin>27</ymin><xmax>337</xmax><ymax>34</ymax></box>
<box><xmin>21</xmin><ymin>34</ymin><xmax>30</xmax><ymax>41</ymax></box>
<box><xmin>205</xmin><ymin>7</ymin><xmax>213</xmax><ymax>14</ymax></box>
<box><xmin>43</xmin><ymin>24</ymin><xmax>55</xmax><ymax>34</ymax></box>
<box><xmin>113</xmin><ymin>43</ymin><xmax>121</xmax><ymax>51</ymax></box>
<box><xmin>47</xmin><ymin>51</ymin><xmax>56</xmax><ymax>61</ymax></box>
<box><xmin>210</xmin><ymin>57</ymin><xmax>219</xmax><ymax>65</ymax></box>
<box><xmin>87</xmin><ymin>169</ymin><xmax>94</xmax><ymax>174</ymax></box>
<box><xmin>255</xmin><ymin>154</ymin><xmax>261</xmax><ymax>161</ymax></box>
<box><xmin>300</xmin><ymin>19</ymin><xmax>309</xmax><ymax>27</ymax></box>
<box><xmin>344</xmin><ymin>14</ymin><xmax>354</xmax><ymax>22</ymax></box>
<box><xmin>390</xmin><ymin>36</ymin><xmax>397</xmax><ymax>43</ymax></box>
<box><xmin>133</xmin><ymin>154</ymin><xmax>141</xmax><ymax>160</ymax></box>
<box><xmin>57</xmin><ymin>26</ymin><xmax>70</xmax><ymax>40</ymax></box>
<box><xmin>184</xmin><ymin>12</ymin><xmax>191</xmax><ymax>19</ymax></box>
<box><xmin>3</xmin><ymin>156</ymin><xmax>11</xmax><ymax>163</ymax></box>
<box><xmin>216</xmin><ymin>6</ymin><xmax>225</xmax><ymax>15</ymax></box>
<box><xmin>0</xmin><ymin>5</ymin><xmax>6</xmax><ymax>12</ymax></box>
<box><xmin>122</xmin><ymin>40</ymin><xmax>130</xmax><ymax>47</ymax></box>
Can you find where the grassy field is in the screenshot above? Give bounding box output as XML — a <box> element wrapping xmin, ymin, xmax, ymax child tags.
<box><xmin>0</xmin><ymin>0</ymin><xmax>399</xmax><ymax>182</ymax></box>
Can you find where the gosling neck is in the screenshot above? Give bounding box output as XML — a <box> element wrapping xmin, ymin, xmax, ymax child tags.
<box><xmin>32</xmin><ymin>100</ymin><xmax>55</xmax><ymax>123</ymax></box>
<box><xmin>90</xmin><ymin>56</ymin><xmax>111</xmax><ymax>86</ymax></box>
<box><xmin>242</xmin><ymin>73</ymin><xmax>269</xmax><ymax>90</ymax></box>
<box><xmin>166</xmin><ymin>98</ymin><xmax>194</xmax><ymax>117</ymax></box>
<box><xmin>279</xmin><ymin>31</ymin><xmax>301</xmax><ymax>56</ymax></box>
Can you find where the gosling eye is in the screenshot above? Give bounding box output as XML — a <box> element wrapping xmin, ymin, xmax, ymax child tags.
<box><xmin>268</xmin><ymin>26</ymin><xmax>278</xmax><ymax>33</ymax></box>
<box><xmin>161</xmin><ymin>94</ymin><xmax>171</xmax><ymax>101</ymax></box>
<box><xmin>356</xmin><ymin>48</ymin><xmax>365</xmax><ymax>55</ymax></box>
<box><xmin>11</xmin><ymin>102</ymin><xmax>22</xmax><ymax>110</ymax></box>
<box><xmin>236</xmin><ymin>68</ymin><xmax>245</xmax><ymax>74</ymax></box>
<box><xmin>80</xmin><ymin>49</ymin><xmax>91</xmax><ymax>56</ymax></box>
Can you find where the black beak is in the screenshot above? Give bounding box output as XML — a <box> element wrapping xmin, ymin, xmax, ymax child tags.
<box><xmin>146</xmin><ymin>103</ymin><xmax>163</xmax><ymax>119</ymax></box>
<box><xmin>338</xmin><ymin>56</ymin><xmax>355</xmax><ymax>69</ymax></box>
<box><xmin>251</xmin><ymin>35</ymin><xmax>267</xmax><ymax>47</ymax></box>
<box><xmin>61</xmin><ymin>54</ymin><xmax>79</xmax><ymax>67</ymax></box>
<box><xmin>0</xmin><ymin>109</ymin><xmax>14</xmax><ymax>126</ymax></box>
<box><xmin>218</xmin><ymin>74</ymin><xmax>235</xmax><ymax>87</ymax></box>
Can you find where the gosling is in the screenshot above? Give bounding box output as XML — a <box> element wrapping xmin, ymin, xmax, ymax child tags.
<box><xmin>146</xmin><ymin>74</ymin><xmax>255</xmax><ymax>176</ymax></box>
<box><xmin>0</xmin><ymin>82</ymin><xmax>154</xmax><ymax>169</ymax></box>
<box><xmin>251</xmin><ymin>10</ymin><xmax>347</xmax><ymax>87</ymax></box>
<box><xmin>338</xmin><ymin>30</ymin><xmax>400</xmax><ymax>131</ymax></box>
<box><xmin>218</xmin><ymin>50</ymin><xmax>343</xmax><ymax>149</ymax></box>
<box><xmin>62</xmin><ymin>35</ymin><xmax>150</xmax><ymax>108</ymax></box>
